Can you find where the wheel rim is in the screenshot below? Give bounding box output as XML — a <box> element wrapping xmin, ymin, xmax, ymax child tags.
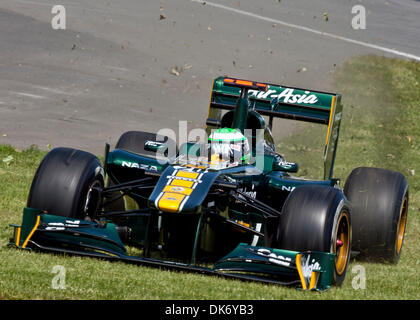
<box><xmin>396</xmin><ymin>195</ymin><xmax>408</xmax><ymax>255</ymax></box>
<box><xmin>83</xmin><ymin>179</ymin><xmax>103</xmax><ymax>218</ymax></box>
<box><xmin>334</xmin><ymin>212</ymin><xmax>350</xmax><ymax>276</ymax></box>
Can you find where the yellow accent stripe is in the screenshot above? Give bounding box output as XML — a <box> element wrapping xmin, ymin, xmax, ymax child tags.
<box><xmin>158</xmin><ymin>193</ymin><xmax>186</xmax><ymax>213</ymax></box>
<box><xmin>237</xmin><ymin>221</ymin><xmax>250</xmax><ymax>228</ymax></box>
<box><xmin>171</xmin><ymin>179</ymin><xmax>194</xmax><ymax>188</ymax></box>
<box><xmin>325</xmin><ymin>95</ymin><xmax>336</xmax><ymax>146</ymax></box>
<box><xmin>163</xmin><ymin>185</ymin><xmax>193</xmax><ymax>195</ymax></box>
<box><xmin>308</xmin><ymin>271</ymin><xmax>318</xmax><ymax>290</ymax></box>
<box><xmin>295</xmin><ymin>253</ymin><xmax>307</xmax><ymax>290</ymax></box>
<box><xmin>185</xmin><ymin>164</ymin><xmax>207</xmax><ymax>170</ymax></box>
<box><xmin>176</xmin><ymin>171</ymin><xmax>199</xmax><ymax>179</ymax></box>
<box><xmin>15</xmin><ymin>227</ymin><xmax>22</xmax><ymax>247</ymax></box>
<box><xmin>21</xmin><ymin>215</ymin><xmax>41</xmax><ymax>249</ymax></box>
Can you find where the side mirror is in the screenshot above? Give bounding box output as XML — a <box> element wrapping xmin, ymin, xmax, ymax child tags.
<box><xmin>144</xmin><ymin>140</ymin><xmax>170</xmax><ymax>157</ymax></box>
<box><xmin>273</xmin><ymin>159</ymin><xmax>299</xmax><ymax>173</ymax></box>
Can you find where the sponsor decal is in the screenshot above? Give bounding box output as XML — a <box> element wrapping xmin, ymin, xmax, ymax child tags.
<box><xmin>251</xmin><ymin>248</ymin><xmax>292</xmax><ymax>267</ymax></box>
<box><xmin>281</xmin><ymin>185</ymin><xmax>296</xmax><ymax>192</ymax></box>
<box><xmin>248</xmin><ymin>89</ymin><xmax>277</xmax><ymax>99</ymax></box>
<box><xmin>121</xmin><ymin>161</ymin><xmax>157</xmax><ymax>171</ymax></box>
<box><xmin>301</xmin><ymin>254</ymin><xmax>322</xmax><ymax>279</ymax></box>
<box><xmin>238</xmin><ymin>185</ymin><xmax>257</xmax><ymax>199</ymax></box>
<box><xmin>249</xmin><ymin>88</ymin><xmax>319</xmax><ymax>105</ymax></box>
<box><xmin>44</xmin><ymin>220</ymin><xmax>82</xmax><ymax>231</ymax></box>
<box><xmin>145</xmin><ymin>140</ymin><xmax>165</xmax><ymax>147</ymax></box>
<box><xmin>296</xmin><ymin>253</ymin><xmax>322</xmax><ymax>290</ymax></box>
<box><xmin>276</xmin><ymin>88</ymin><xmax>319</xmax><ymax>104</ymax></box>
<box><xmin>171</xmin><ymin>186</ymin><xmax>185</xmax><ymax>192</ymax></box>
<box><xmin>278</xmin><ymin>160</ymin><xmax>296</xmax><ymax>169</ymax></box>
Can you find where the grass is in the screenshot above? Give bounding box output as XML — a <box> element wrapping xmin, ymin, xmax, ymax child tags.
<box><xmin>0</xmin><ymin>55</ymin><xmax>419</xmax><ymax>299</ymax></box>
<box><xmin>279</xmin><ymin>55</ymin><xmax>420</xmax><ymax>299</ymax></box>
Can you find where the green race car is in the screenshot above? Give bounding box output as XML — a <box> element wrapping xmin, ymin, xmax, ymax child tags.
<box><xmin>10</xmin><ymin>77</ymin><xmax>409</xmax><ymax>291</ymax></box>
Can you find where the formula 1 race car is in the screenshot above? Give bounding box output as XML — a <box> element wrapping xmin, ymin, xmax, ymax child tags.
<box><xmin>10</xmin><ymin>77</ymin><xmax>409</xmax><ymax>291</ymax></box>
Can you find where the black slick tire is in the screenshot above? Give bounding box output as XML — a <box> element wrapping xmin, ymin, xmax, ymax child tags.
<box><xmin>277</xmin><ymin>185</ymin><xmax>351</xmax><ymax>286</ymax></box>
<box><xmin>344</xmin><ymin>167</ymin><xmax>409</xmax><ymax>264</ymax></box>
<box><xmin>27</xmin><ymin>147</ymin><xmax>104</xmax><ymax>219</ymax></box>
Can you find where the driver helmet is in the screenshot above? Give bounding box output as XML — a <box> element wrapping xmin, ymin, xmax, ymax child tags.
<box><xmin>208</xmin><ymin>128</ymin><xmax>250</xmax><ymax>164</ymax></box>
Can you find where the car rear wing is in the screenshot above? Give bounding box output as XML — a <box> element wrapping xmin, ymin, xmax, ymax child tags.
<box><xmin>206</xmin><ymin>76</ymin><xmax>343</xmax><ymax>180</ymax></box>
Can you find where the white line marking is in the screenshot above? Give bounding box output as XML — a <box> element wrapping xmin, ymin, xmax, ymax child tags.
<box><xmin>191</xmin><ymin>0</ymin><xmax>420</xmax><ymax>62</ymax></box>
<box><xmin>13</xmin><ymin>0</ymin><xmax>51</xmax><ymax>6</ymax></box>
<box><xmin>32</xmin><ymin>86</ymin><xmax>69</xmax><ymax>95</ymax></box>
<box><xmin>103</xmin><ymin>65</ymin><xmax>130</xmax><ymax>72</ymax></box>
<box><xmin>11</xmin><ymin>91</ymin><xmax>47</xmax><ymax>99</ymax></box>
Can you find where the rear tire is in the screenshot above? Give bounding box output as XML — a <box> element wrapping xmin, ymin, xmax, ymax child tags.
<box><xmin>277</xmin><ymin>185</ymin><xmax>351</xmax><ymax>285</ymax></box>
<box><xmin>27</xmin><ymin>147</ymin><xmax>104</xmax><ymax>219</ymax></box>
<box><xmin>344</xmin><ymin>167</ymin><xmax>409</xmax><ymax>263</ymax></box>
<box><xmin>106</xmin><ymin>130</ymin><xmax>176</xmax><ymax>211</ymax></box>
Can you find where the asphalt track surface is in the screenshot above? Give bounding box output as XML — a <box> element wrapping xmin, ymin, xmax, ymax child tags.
<box><xmin>0</xmin><ymin>0</ymin><xmax>419</xmax><ymax>154</ymax></box>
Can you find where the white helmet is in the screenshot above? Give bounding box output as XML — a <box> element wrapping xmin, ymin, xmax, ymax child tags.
<box><xmin>208</xmin><ymin>128</ymin><xmax>250</xmax><ymax>165</ymax></box>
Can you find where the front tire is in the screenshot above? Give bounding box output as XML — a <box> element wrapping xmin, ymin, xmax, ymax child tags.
<box><xmin>27</xmin><ymin>147</ymin><xmax>104</xmax><ymax>219</ymax></box>
<box><xmin>277</xmin><ymin>185</ymin><xmax>351</xmax><ymax>285</ymax></box>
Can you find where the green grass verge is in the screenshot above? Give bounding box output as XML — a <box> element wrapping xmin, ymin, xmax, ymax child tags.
<box><xmin>0</xmin><ymin>55</ymin><xmax>419</xmax><ymax>299</ymax></box>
